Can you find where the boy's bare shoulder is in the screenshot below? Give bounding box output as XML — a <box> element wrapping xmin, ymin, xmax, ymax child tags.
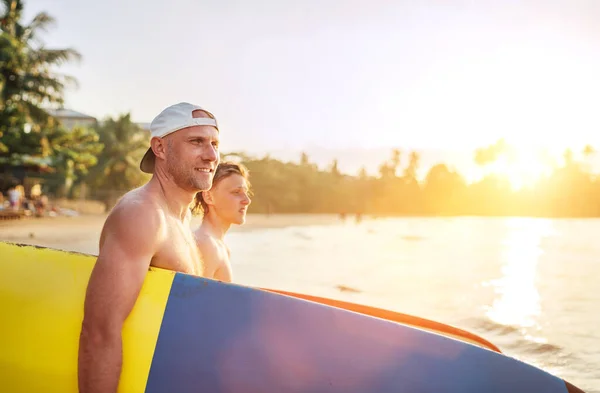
<box><xmin>193</xmin><ymin>229</ymin><xmax>219</xmax><ymax>252</ymax></box>
<box><xmin>193</xmin><ymin>229</ymin><xmax>225</xmax><ymax>268</ymax></box>
<box><xmin>192</xmin><ymin>226</ymin><xmax>232</xmax><ymax>281</ymax></box>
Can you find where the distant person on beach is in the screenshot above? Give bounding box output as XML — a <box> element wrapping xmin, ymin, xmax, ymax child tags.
<box><xmin>78</xmin><ymin>102</ymin><xmax>220</xmax><ymax>393</ymax></box>
<box><xmin>7</xmin><ymin>186</ymin><xmax>21</xmax><ymax>210</ymax></box>
<box><xmin>191</xmin><ymin>161</ymin><xmax>252</xmax><ymax>282</ymax></box>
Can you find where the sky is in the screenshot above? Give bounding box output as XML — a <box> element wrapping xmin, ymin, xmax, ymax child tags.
<box><xmin>20</xmin><ymin>0</ymin><xmax>600</xmax><ymax>177</ymax></box>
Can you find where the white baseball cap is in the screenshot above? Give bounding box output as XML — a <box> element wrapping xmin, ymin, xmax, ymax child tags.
<box><xmin>140</xmin><ymin>102</ymin><xmax>219</xmax><ymax>173</ymax></box>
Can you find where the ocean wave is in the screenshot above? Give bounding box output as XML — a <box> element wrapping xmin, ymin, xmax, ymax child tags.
<box><xmin>460</xmin><ymin>317</ymin><xmax>570</xmax><ymax>357</ymax></box>
<box><xmin>292</xmin><ymin>231</ymin><xmax>312</xmax><ymax>240</ymax></box>
<box><xmin>400</xmin><ymin>235</ymin><xmax>423</xmax><ymax>242</ymax></box>
<box><xmin>463</xmin><ymin>317</ymin><xmax>521</xmax><ymax>336</ymax></box>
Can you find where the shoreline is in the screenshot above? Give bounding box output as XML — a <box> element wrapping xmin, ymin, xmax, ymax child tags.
<box><xmin>0</xmin><ymin>213</ymin><xmax>344</xmax><ymax>255</ymax></box>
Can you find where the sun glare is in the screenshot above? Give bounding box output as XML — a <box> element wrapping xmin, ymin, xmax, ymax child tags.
<box><xmin>484</xmin><ymin>218</ymin><xmax>553</xmax><ymax>342</ymax></box>
<box><xmin>479</xmin><ymin>144</ymin><xmax>553</xmax><ymax>191</ymax></box>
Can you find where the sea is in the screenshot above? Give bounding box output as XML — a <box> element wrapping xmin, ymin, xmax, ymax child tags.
<box><xmin>226</xmin><ymin>216</ymin><xmax>599</xmax><ymax>392</ymax></box>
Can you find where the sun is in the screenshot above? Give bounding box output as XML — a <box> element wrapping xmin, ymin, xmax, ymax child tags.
<box><xmin>483</xmin><ymin>144</ymin><xmax>553</xmax><ymax>191</ymax></box>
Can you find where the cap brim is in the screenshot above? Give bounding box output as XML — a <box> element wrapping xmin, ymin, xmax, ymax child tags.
<box><xmin>140</xmin><ymin>147</ymin><xmax>155</xmax><ymax>174</ymax></box>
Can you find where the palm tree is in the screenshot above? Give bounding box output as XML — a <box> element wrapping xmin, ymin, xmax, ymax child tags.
<box><xmin>583</xmin><ymin>144</ymin><xmax>595</xmax><ymax>161</ymax></box>
<box><xmin>85</xmin><ymin>114</ymin><xmax>150</xmax><ymax>208</ymax></box>
<box><xmin>403</xmin><ymin>150</ymin><xmax>420</xmax><ymax>182</ymax></box>
<box><xmin>329</xmin><ymin>158</ymin><xmax>341</xmax><ymax>177</ymax></box>
<box><xmin>48</xmin><ymin>125</ymin><xmax>103</xmax><ymax>196</ymax></box>
<box><xmin>581</xmin><ymin>144</ymin><xmax>594</xmax><ymax>172</ymax></box>
<box><xmin>378</xmin><ymin>148</ymin><xmax>400</xmax><ymax>179</ymax></box>
<box><xmin>0</xmin><ymin>0</ymin><xmax>80</xmax><ymax>146</ymax></box>
<box><xmin>474</xmin><ymin>139</ymin><xmax>506</xmax><ymax>168</ymax></box>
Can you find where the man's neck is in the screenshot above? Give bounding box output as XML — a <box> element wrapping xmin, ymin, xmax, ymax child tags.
<box><xmin>150</xmin><ymin>171</ymin><xmax>195</xmax><ymax>221</ymax></box>
<box><xmin>201</xmin><ymin>211</ymin><xmax>231</xmax><ymax>240</ymax></box>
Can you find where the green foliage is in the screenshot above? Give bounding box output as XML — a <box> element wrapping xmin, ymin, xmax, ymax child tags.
<box><xmin>0</xmin><ymin>0</ymin><xmax>80</xmax><ymax>158</ymax></box>
<box><xmin>48</xmin><ymin>126</ymin><xmax>103</xmax><ymax>174</ymax></box>
<box><xmin>46</xmin><ymin>125</ymin><xmax>103</xmax><ymax>196</ymax></box>
<box><xmin>84</xmin><ymin>113</ymin><xmax>150</xmax><ymax>207</ymax></box>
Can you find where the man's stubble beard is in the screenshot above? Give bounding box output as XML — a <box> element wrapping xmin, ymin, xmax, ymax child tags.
<box><xmin>165</xmin><ymin>152</ymin><xmax>212</xmax><ymax>192</ymax></box>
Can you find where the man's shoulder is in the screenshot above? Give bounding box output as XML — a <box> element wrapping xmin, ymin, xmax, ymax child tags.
<box><xmin>112</xmin><ymin>186</ymin><xmax>163</xmax><ymax>214</ymax></box>
<box><xmin>104</xmin><ymin>188</ymin><xmax>166</xmax><ymax>235</ymax></box>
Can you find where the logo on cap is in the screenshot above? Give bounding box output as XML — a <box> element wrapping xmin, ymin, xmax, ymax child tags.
<box><xmin>139</xmin><ymin>102</ymin><xmax>218</xmax><ymax>173</ymax></box>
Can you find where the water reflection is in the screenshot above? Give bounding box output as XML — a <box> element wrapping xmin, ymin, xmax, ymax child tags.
<box><xmin>484</xmin><ymin>218</ymin><xmax>553</xmax><ymax>340</ymax></box>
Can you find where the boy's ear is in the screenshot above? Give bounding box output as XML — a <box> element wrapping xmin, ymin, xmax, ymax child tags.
<box><xmin>203</xmin><ymin>190</ymin><xmax>214</xmax><ymax>205</ymax></box>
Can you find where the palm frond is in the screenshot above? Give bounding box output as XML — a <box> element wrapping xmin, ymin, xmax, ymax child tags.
<box><xmin>20</xmin><ymin>99</ymin><xmax>50</xmax><ymax>124</ymax></box>
<box><xmin>24</xmin><ymin>11</ymin><xmax>54</xmax><ymax>34</ymax></box>
<box><xmin>28</xmin><ymin>47</ymin><xmax>81</xmax><ymax>67</ymax></box>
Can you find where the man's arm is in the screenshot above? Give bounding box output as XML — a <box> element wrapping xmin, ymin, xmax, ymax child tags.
<box><xmin>78</xmin><ymin>205</ymin><xmax>163</xmax><ymax>393</ymax></box>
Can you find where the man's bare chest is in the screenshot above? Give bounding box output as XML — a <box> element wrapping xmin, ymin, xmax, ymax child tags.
<box><xmin>152</xmin><ymin>225</ymin><xmax>203</xmax><ymax>276</ymax></box>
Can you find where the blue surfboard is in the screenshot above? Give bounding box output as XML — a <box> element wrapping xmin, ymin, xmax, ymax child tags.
<box><xmin>146</xmin><ymin>272</ymin><xmax>581</xmax><ymax>393</ymax></box>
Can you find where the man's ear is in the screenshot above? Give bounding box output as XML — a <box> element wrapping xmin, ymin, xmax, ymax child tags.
<box><xmin>151</xmin><ymin>137</ymin><xmax>167</xmax><ymax>160</ymax></box>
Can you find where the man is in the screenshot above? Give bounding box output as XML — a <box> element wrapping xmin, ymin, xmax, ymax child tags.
<box><xmin>77</xmin><ymin>102</ymin><xmax>220</xmax><ymax>393</ymax></box>
<box><xmin>191</xmin><ymin>162</ymin><xmax>251</xmax><ymax>282</ymax></box>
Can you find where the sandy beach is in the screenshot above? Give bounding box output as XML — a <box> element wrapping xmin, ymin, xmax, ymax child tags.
<box><xmin>0</xmin><ymin>213</ymin><xmax>342</xmax><ymax>254</ymax></box>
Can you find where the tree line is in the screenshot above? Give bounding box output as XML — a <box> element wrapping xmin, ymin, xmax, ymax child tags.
<box><xmin>9</xmin><ymin>113</ymin><xmax>599</xmax><ymax>219</ymax></box>
<box><xmin>232</xmin><ymin>145</ymin><xmax>600</xmax><ymax>218</ymax></box>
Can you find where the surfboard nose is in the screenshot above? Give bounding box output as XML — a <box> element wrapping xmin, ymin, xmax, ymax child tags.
<box><xmin>565</xmin><ymin>380</ymin><xmax>587</xmax><ymax>393</ymax></box>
